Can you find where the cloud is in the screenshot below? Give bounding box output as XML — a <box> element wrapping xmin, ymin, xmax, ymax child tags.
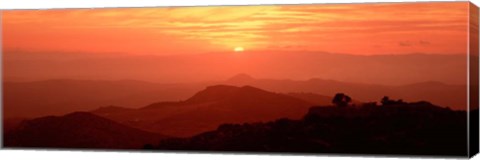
<box><xmin>399</xmin><ymin>41</ymin><xmax>413</xmax><ymax>47</ymax></box>
<box><xmin>419</xmin><ymin>40</ymin><xmax>431</xmax><ymax>45</ymax></box>
<box><xmin>2</xmin><ymin>2</ymin><xmax>469</xmax><ymax>55</ymax></box>
<box><xmin>398</xmin><ymin>40</ymin><xmax>432</xmax><ymax>47</ymax></box>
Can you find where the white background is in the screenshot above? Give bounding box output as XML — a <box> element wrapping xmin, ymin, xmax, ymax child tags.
<box><xmin>0</xmin><ymin>0</ymin><xmax>479</xmax><ymax>160</ymax></box>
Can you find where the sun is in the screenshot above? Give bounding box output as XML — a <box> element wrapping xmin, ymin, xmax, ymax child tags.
<box><xmin>234</xmin><ymin>47</ymin><xmax>244</xmax><ymax>52</ymax></box>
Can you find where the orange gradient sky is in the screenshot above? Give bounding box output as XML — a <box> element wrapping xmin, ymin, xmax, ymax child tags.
<box><xmin>2</xmin><ymin>2</ymin><xmax>469</xmax><ymax>55</ymax></box>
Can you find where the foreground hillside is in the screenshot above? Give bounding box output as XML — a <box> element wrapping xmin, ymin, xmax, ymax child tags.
<box><xmin>93</xmin><ymin>85</ymin><xmax>313</xmax><ymax>137</ymax></box>
<box><xmin>4</xmin><ymin>112</ymin><xmax>166</xmax><ymax>149</ymax></box>
<box><xmin>149</xmin><ymin>101</ymin><xmax>468</xmax><ymax>156</ymax></box>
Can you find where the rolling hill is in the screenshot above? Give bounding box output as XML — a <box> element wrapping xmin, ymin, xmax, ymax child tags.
<box><xmin>92</xmin><ymin>85</ymin><xmax>314</xmax><ymax>137</ymax></box>
<box><xmin>4</xmin><ymin>112</ymin><xmax>166</xmax><ymax>149</ymax></box>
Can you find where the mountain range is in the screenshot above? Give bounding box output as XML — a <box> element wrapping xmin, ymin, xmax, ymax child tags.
<box><xmin>3</xmin><ymin>83</ymin><xmax>471</xmax><ymax>152</ymax></box>
<box><xmin>4</xmin><ymin>73</ymin><xmax>467</xmax><ymax>119</ymax></box>
<box><xmin>91</xmin><ymin>85</ymin><xmax>313</xmax><ymax>137</ymax></box>
<box><xmin>4</xmin><ymin>51</ymin><xmax>468</xmax><ymax>86</ymax></box>
<box><xmin>224</xmin><ymin>74</ymin><xmax>466</xmax><ymax>110</ymax></box>
<box><xmin>3</xmin><ymin>85</ymin><xmax>320</xmax><ymax>147</ymax></box>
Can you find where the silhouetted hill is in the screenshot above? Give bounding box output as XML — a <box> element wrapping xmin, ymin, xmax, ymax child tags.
<box><xmin>184</xmin><ymin>85</ymin><xmax>311</xmax><ymax>109</ymax></box>
<box><xmin>224</xmin><ymin>75</ymin><xmax>467</xmax><ymax>110</ymax></box>
<box><xmin>93</xmin><ymin>85</ymin><xmax>313</xmax><ymax>137</ymax></box>
<box><xmin>4</xmin><ymin>112</ymin><xmax>166</xmax><ymax>149</ymax></box>
<box><xmin>184</xmin><ymin>85</ymin><xmax>242</xmax><ymax>103</ymax></box>
<box><xmin>150</xmin><ymin>101</ymin><xmax>467</xmax><ymax>156</ymax></box>
<box><xmin>3</xmin><ymin>117</ymin><xmax>26</xmax><ymax>133</ymax></box>
<box><xmin>226</xmin><ymin>74</ymin><xmax>255</xmax><ymax>85</ymax></box>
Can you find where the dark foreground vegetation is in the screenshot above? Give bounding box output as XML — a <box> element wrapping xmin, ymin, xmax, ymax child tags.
<box><xmin>3</xmin><ymin>90</ymin><xmax>471</xmax><ymax>157</ymax></box>
<box><xmin>147</xmin><ymin>99</ymin><xmax>469</xmax><ymax>156</ymax></box>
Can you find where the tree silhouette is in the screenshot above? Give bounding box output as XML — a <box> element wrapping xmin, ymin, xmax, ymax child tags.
<box><xmin>332</xmin><ymin>93</ymin><xmax>352</xmax><ymax>107</ymax></box>
<box><xmin>381</xmin><ymin>96</ymin><xmax>391</xmax><ymax>105</ymax></box>
<box><xmin>381</xmin><ymin>96</ymin><xmax>406</xmax><ymax>106</ymax></box>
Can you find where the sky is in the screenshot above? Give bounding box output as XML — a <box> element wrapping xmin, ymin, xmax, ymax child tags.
<box><xmin>2</xmin><ymin>2</ymin><xmax>470</xmax><ymax>56</ymax></box>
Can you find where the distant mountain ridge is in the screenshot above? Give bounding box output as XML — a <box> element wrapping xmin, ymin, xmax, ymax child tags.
<box><xmin>224</xmin><ymin>74</ymin><xmax>467</xmax><ymax>110</ymax></box>
<box><xmin>4</xmin><ymin>73</ymin><xmax>468</xmax><ymax>119</ymax></box>
<box><xmin>5</xmin><ymin>51</ymin><xmax>468</xmax><ymax>85</ymax></box>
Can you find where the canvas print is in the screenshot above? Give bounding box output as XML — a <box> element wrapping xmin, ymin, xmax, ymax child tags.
<box><xmin>2</xmin><ymin>1</ymin><xmax>479</xmax><ymax>158</ymax></box>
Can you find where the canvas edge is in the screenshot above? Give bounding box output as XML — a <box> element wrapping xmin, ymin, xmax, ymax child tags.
<box><xmin>0</xmin><ymin>9</ymin><xmax>4</xmax><ymax>149</ymax></box>
<box><xmin>0</xmin><ymin>0</ymin><xmax>470</xmax><ymax>11</ymax></box>
<box><xmin>468</xmin><ymin>1</ymin><xmax>480</xmax><ymax>158</ymax></box>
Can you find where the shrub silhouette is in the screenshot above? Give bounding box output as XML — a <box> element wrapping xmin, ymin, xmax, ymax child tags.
<box><xmin>381</xmin><ymin>96</ymin><xmax>406</xmax><ymax>106</ymax></box>
<box><xmin>362</xmin><ymin>101</ymin><xmax>378</xmax><ymax>107</ymax></box>
<box><xmin>381</xmin><ymin>96</ymin><xmax>391</xmax><ymax>105</ymax></box>
<box><xmin>332</xmin><ymin>93</ymin><xmax>352</xmax><ymax>107</ymax></box>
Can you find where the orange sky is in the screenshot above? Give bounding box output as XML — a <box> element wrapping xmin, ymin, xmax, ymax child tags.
<box><xmin>2</xmin><ymin>2</ymin><xmax>469</xmax><ymax>55</ymax></box>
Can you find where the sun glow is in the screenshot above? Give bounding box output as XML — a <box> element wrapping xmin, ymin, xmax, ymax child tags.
<box><xmin>234</xmin><ymin>47</ymin><xmax>244</xmax><ymax>52</ymax></box>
